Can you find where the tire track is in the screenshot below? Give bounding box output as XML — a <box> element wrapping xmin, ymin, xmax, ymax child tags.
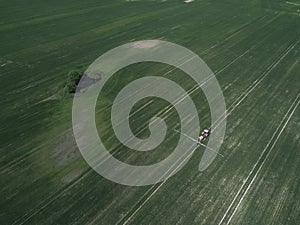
<box><xmin>96</xmin><ymin>13</ymin><xmax>278</xmax><ymax>116</ymax></box>
<box><xmin>212</xmin><ymin>39</ymin><xmax>299</xmax><ymax>130</ymax></box>
<box><xmin>1</xmin><ymin>11</ymin><xmax>276</xmax><ymax>173</ymax></box>
<box><xmin>108</xmin><ymin>145</ymin><xmax>196</xmax><ymax>225</ymax></box>
<box><xmin>113</xmin><ymin>39</ymin><xmax>299</xmax><ymax>225</ymax></box>
<box><xmin>217</xmin><ymin>93</ymin><xmax>300</xmax><ymax>225</ymax></box>
<box><xmin>100</xmin><ymin>13</ymin><xmax>282</xmax><ymax>135</ymax></box>
<box><xmin>8</xmin><ymin>14</ymin><xmax>286</xmax><ymax>225</ymax></box>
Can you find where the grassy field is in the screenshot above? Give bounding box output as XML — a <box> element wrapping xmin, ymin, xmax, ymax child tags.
<box><xmin>1</xmin><ymin>0</ymin><xmax>299</xmax><ymax>224</ymax></box>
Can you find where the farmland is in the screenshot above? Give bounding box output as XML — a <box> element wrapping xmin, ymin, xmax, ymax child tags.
<box><xmin>1</xmin><ymin>0</ymin><xmax>299</xmax><ymax>224</ymax></box>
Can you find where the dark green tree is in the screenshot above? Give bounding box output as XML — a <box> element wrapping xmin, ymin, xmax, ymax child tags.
<box><xmin>64</xmin><ymin>70</ymin><xmax>83</xmax><ymax>93</ymax></box>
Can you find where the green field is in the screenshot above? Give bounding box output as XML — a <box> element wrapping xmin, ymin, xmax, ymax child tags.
<box><xmin>1</xmin><ymin>0</ymin><xmax>300</xmax><ymax>224</ymax></box>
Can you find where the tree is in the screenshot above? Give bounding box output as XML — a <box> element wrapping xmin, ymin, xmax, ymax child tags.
<box><xmin>64</xmin><ymin>70</ymin><xmax>83</xmax><ymax>93</ymax></box>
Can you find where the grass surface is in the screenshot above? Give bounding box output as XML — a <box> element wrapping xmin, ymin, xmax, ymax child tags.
<box><xmin>1</xmin><ymin>0</ymin><xmax>299</xmax><ymax>224</ymax></box>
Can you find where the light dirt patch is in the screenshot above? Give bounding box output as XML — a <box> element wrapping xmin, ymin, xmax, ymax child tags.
<box><xmin>184</xmin><ymin>0</ymin><xmax>194</xmax><ymax>3</ymax></box>
<box><xmin>286</xmin><ymin>1</ymin><xmax>300</xmax><ymax>6</ymax></box>
<box><xmin>52</xmin><ymin>128</ymin><xmax>80</xmax><ymax>167</ymax></box>
<box><xmin>0</xmin><ymin>60</ymin><xmax>13</xmax><ymax>67</ymax></box>
<box><xmin>36</xmin><ymin>94</ymin><xmax>60</xmax><ymax>104</ymax></box>
<box><xmin>132</xmin><ymin>40</ymin><xmax>160</xmax><ymax>49</ymax></box>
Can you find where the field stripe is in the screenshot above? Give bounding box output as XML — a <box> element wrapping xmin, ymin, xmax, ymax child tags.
<box><xmin>110</xmin><ymin>39</ymin><xmax>299</xmax><ymax>225</ymax></box>
<box><xmin>1</xmin><ymin>2</ymin><xmax>280</xmax><ymax>180</ymax></box>
<box><xmin>88</xmin><ymin>35</ymin><xmax>299</xmax><ymax>224</ymax></box>
<box><xmin>217</xmin><ymin>93</ymin><xmax>300</xmax><ymax>225</ymax></box>
<box><xmin>0</xmin><ymin>23</ymin><xmax>250</xmax><ymax>178</ymax></box>
<box><xmin>212</xmin><ymin>39</ymin><xmax>299</xmax><ymax>130</ymax></box>
<box><xmin>11</xmin><ymin>168</ymin><xmax>94</xmax><ymax>225</ymax></box>
<box><xmin>3</xmin><ymin>4</ymin><xmax>185</xmax><ymax>57</ymax></box>
<box><xmin>0</xmin><ymin>2</ymin><xmax>122</xmax><ymax>30</ymax></box>
<box><xmin>198</xmin><ymin>14</ymin><xmax>269</xmax><ymax>54</ymax></box>
<box><xmin>8</xmin><ymin>16</ymin><xmax>292</xmax><ymax>225</ymax></box>
<box><xmin>109</xmin><ymin>146</ymin><xmax>196</xmax><ymax>225</ymax></box>
<box><xmin>105</xmin><ymin>48</ymin><xmax>250</xmax><ymax>160</ymax></box>
<box><xmin>2</xmin><ymin>33</ymin><xmax>253</xmax><ymax>174</ymax></box>
<box><xmin>97</xmin><ymin>13</ymin><xmax>281</xmax><ymax>134</ymax></box>
<box><xmin>286</xmin><ymin>1</ymin><xmax>300</xmax><ymax>6</ymax></box>
<box><xmin>95</xmin><ymin>13</ymin><xmax>278</xmax><ymax>117</ymax></box>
